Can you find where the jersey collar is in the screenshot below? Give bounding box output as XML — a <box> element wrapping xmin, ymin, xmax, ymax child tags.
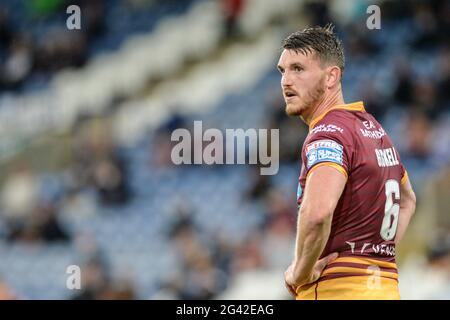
<box><xmin>309</xmin><ymin>101</ymin><xmax>365</xmax><ymax>130</ymax></box>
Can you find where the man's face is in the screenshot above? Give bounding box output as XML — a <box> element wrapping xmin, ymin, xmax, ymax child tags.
<box><xmin>277</xmin><ymin>49</ymin><xmax>326</xmax><ymax>117</ymax></box>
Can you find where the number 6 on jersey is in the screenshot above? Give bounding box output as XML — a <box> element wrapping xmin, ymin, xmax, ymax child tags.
<box><xmin>380</xmin><ymin>180</ymin><xmax>400</xmax><ymax>241</ymax></box>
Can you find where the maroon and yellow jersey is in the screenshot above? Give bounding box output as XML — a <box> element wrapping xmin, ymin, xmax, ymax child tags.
<box><xmin>296</xmin><ymin>101</ymin><xmax>408</xmax><ymax>286</ymax></box>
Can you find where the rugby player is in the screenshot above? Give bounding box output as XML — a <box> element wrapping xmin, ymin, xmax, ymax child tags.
<box><xmin>278</xmin><ymin>24</ymin><xmax>417</xmax><ymax>300</ymax></box>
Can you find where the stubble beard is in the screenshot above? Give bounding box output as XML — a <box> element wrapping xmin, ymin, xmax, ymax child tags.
<box><xmin>285</xmin><ymin>77</ymin><xmax>326</xmax><ymax>118</ymax></box>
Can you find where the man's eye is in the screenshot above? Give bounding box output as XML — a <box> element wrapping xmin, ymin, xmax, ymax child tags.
<box><xmin>294</xmin><ymin>66</ymin><xmax>303</xmax><ymax>72</ymax></box>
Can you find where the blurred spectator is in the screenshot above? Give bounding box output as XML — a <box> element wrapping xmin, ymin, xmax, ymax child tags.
<box><xmin>435</xmin><ymin>45</ymin><xmax>450</xmax><ymax>106</ymax></box>
<box><xmin>60</xmin><ymin>187</ymin><xmax>98</xmax><ymax>221</ymax></box>
<box><xmin>411</xmin><ymin>78</ymin><xmax>439</xmax><ymax>118</ymax></box>
<box><xmin>34</xmin><ymin>29</ymin><xmax>87</xmax><ymax>73</ymax></box>
<box><xmin>429</xmin><ymin>164</ymin><xmax>450</xmax><ymax>228</ymax></box>
<box><xmin>393</xmin><ymin>56</ymin><xmax>414</xmax><ymax>106</ymax></box>
<box><xmin>168</xmin><ymin>210</ymin><xmax>227</xmax><ymax>299</ymax></box>
<box><xmin>0</xmin><ymin>0</ymin><xmax>107</xmax><ymax>92</ymax></box>
<box><xmin>402</xmin><ymin>110</ymin><xmax>433</xmax><ymax>161</ymax></box>
<box><xmin>2</xmin><ymin>33</ymin><xmax>33</xmax><ymax>90</ymax></box>
<box><xmin>7</xmin><ymin>201</ymin><xmax>70</xmax><ymax>244</ymax></box>
<box><xmin>400</xmin><ymin>233</ymin><xmax>450</xmax><ymax>299</ymax></box>
<box><xmin>211</xmin><ymin>232</ymin><xmax>234</xmax><ymax>277</ymax></box>
<box><xmin>344</xmin><ymin>23</ymin><xmax>380</xmax><ymax>59</ymax></box>
<box><xmin>357</xmin><ymin>77</ymin><xmax>388</xmax><ymax>120</ymax></box>
<box><xmin>70</xmin><ymin>232</ymin><xmax>111</xmax><ymax>299</ymax></box>
<box><xmin>91</xmin><ymin>154</ymin><xmax>130</xmax><ymax>206</ymax></box>
<box><xmin>412</xmin><ymin>1</ymin><xmax>441</xmax><ymax>49</ymax></box>
<box><xmin>152</xmin><ymin>131</ymin><xmax>174</xmax><ymax>168</ymax></box>
<box><xmin>0</xmin><ymin>7</ymin><xmax>13</xmax><ymax>47</ymax></box>
<box><xmin>261</xmin><ymin>188</ymin><xmax>295</xmax><ymax>269</ymax></box>
<box><xmin>151</xmin><ymin>273</ymin><xmax>184</xmax><ymax>300</ymax></box>
<box><xmin>78</xmin><ymin>0</ymin><xmax>107</xmax><ymax>40</ymax></box>
<box><xmin>263</xmin><ymin>187</ymin><xmax>295</xmax><ymax>225</ymax></box>
<box><xmin>70</xmin><ymin>258</ymin><xmax>110</xmax><ymax>300</ymax></box>
<box><xmin>71</xmin><ymin>120</ymin><xmax>132</xmax><ymax>207</ymax></box>
<box><xmin>179</xmin><ymin>250</ymin><xmax>225</xmax><ymax>299</ymax></box>
<box><xmin>245</xmin><ymin>167</ymin><xmax>272</xmax><ymax>201</ymax></box>
<box><xmin>167</xmin><ymin>200</ymin><xmax>196</xmax><ymax>238</ymax></box>
<box><xmin>230</xmin><ymin>231</ymin><xmax>265</xmax><ymax>275</ymax></box>
<box><xmin>303</xmin><ymin>1</ymin><xmax>333</xmax><ymax>28</ymax></box>
<box><xmin>97</xmin><ymin>276</ymin><xmax>137</xmax><ymax>300</ymax></box>
<box><xmin>221</xmin><ymin>0</ymin><xmax>245</xmax><ymax>40</ymax></box>
<box><xmin>1</xmin><ymin>163</ymin><xmax>39</xmax><ymax>227</ymax></box>
<box><xmin>266</xmin><ymin>88</ymin><xmax>307</xmax><ymax>163</ymax></box>
<box><xmin>152</xmin><ymin>113</ymin><xmax>188</xmax><ymax>168</ymax></box>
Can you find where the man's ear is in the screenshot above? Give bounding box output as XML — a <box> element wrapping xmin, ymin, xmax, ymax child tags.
<box><xmin>326</xmin><ymin>66</ymin><xmax>341</xmax><ymax>88</ymax></box>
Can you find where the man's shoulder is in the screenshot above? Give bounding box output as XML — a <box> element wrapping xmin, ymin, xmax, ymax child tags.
<box><xmin>318</xmin><ymin>108</ymin><xmax>360</xmax><ymax>126</ymax></box>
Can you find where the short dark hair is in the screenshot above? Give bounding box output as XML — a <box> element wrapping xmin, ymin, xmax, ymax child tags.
<box><xmin>282</xmin><ymin>23</ymin><xmax>345</xmax><ymax>75</ymax></box>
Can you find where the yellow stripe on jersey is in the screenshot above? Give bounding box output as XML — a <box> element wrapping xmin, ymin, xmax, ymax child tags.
<box><xmin>309</xmin><ymin>101</ymin><xmax>366</xmax><ymax>130</ymax></box>
<box><xmin>331</xmin><ymin>257</ymin><xmax>397</xmax><ymax>270</ymax></box>
<box><xmin>306</xmin><ymin>162</ymin><xmax>348</xmax><ymax>179</ymax></box>
<box><xmin>296</xmin><ymin>276</ymin><xmax>400</xmax><ymax>300</ymax></box>
<box><xmin>322</xmin><ymin>266</ymin><xmax>398</xmax><ymax>280</ymax></box>
<box><xmin>401</xmin><ymin>170</ymin><xmax>409</xmax><ymax>185</ymax></box>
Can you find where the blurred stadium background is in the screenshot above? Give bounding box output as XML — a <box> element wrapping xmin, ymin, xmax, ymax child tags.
<box><xmin>0</xmin><ymin>0</ymin><xmax>448</xmax><ymax>300</ymax></box>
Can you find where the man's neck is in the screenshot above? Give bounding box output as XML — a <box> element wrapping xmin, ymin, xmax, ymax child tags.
<box><xmin>302</xmin><ymin>89</ymin><xmax>345</xmax><ymax>126</ymax></box>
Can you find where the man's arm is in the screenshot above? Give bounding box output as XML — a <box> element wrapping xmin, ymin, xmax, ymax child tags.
<box><xmin>287</xmin><ymin>164</ymin><xmax>347</xmax><ymax>287</ymax></box>
<box><xmin>395</xmin><ymin>176</ymin><xmax>416</xmax><ymax>244</ymax></box>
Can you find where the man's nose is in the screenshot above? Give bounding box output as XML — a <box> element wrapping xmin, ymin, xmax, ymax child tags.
<box><xmin>281</xmin><ymin>72</ymin><xmax>293</xmax><ymax>87</ymax></box>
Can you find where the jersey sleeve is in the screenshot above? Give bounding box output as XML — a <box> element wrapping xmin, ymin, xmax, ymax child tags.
<box><xmin>304</xmin><ymin>119</ymin><xmax>354</xmax><ymax>179</ymax></box>
<box><xmin>399</xmin><ymin>156</ymin><xmax>408</xmax><ymax>185</ymax></box>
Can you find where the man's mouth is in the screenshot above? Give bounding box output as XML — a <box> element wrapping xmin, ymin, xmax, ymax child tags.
<box><xmin>284</xmin><ymin>91</ymin><xmax>298</xmax><ymax>100</ymax></box>
<box><xmin>284</xmin><ymin>90</ymin><xmax>297</xmax><ymax>98</ymax></box>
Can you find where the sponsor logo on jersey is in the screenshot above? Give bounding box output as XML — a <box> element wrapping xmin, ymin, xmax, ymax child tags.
<box><xmin>360</xmin><ymin>122</ymin><xmax>386</xmax><ymax>139</ymax></box>
<box><xmin>305</xmin><ymin>139</ymin><xmax>344</xmax><ymax>169</ymax></box>
<box><xmin>345</xmin><ymin>241</ymin><xmax>396</xmax><ymax>257</ymax></box>
<box><xmin>311</xmin><ymin>124</ymin><xmax>344</xmax><ymax>135</ymax></box>
<box><xmin>362</xmin><ymin>120</ymin><xmax>376</xmax><ymax>130</ymax></box>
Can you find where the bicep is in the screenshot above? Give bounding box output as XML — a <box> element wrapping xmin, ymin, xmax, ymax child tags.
<box><xmin>400</xmin><ymin>175</ymin><xmax>416</xmax><ymax>207</ymax></box>
<box><xmin>300</xmin><ymin>164</ymin><xmax>347</xmax><ymax>222</ymax></box>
